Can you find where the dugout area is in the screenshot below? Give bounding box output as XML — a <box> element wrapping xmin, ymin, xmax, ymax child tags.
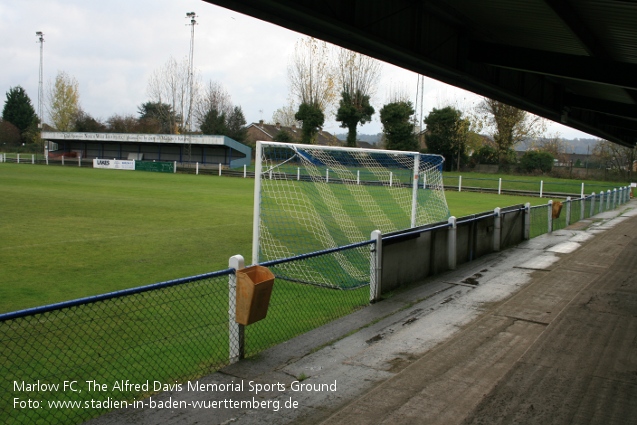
<box><xmin>41</xmin><ymin>131</ymin><xmax>251</xmax><ymax>168</ymax></box>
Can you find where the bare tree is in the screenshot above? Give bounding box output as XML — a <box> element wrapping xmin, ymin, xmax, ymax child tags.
<box><xmin>534</xmin><ymin>133</ymin><xmax>571</xmax><ymax>164</ymax></box>
<box><xmin>146</xmin><ymin>56</ymin><xmax>201</xmax><ymax>134</ymax></box>
<box><xmin>593</xmin><ymin>139</ymin><xmax>636</xmax><ymax>180</ymax></box>
<box><xmin>271</xmin><ymin>103</ymin><xmax>300</xmax><ymax>127</ymax></box>
<box><xmin>47</xmin><ymin>71</ymin><xmax>80</xmax><ymax>132</ymax></box>
<box><xmin>287</xmin><ymin>37</ymin><xmax>337</xmax><ymax>113</ymax></box>
<box><xmin>336</xmin><ymin>48</ymin><xmax>381</xmax><ymax>100</ymax></box>
<box><xmin>194</xmin><ymin>80</ymin><xmax>232</xmax><ymax>128</ymax></box>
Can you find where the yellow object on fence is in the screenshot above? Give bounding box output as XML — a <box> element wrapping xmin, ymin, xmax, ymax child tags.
<box><xmin>552</xmin><ymin>201</ymin><xmax>563</xmax><ymax>219</ymax></box>
<box><xmin>235</xmin><ymin>265</ymin><xmax>275</xmax><ymax>325</ymax></box>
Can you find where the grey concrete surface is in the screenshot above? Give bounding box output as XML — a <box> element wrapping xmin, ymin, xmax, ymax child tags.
<box><xmin>89</xmin><ymin>199</ymin><xmax>637</xmax><ymax>425</ymax></box>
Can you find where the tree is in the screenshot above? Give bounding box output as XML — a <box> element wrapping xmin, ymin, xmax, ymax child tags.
<box><xmin>288</xmin><ymin>37</ymin><xmax>336</xmax><ymax>114</ymax></box>
<box><xmin>273</xmin><ymin>129</ymin><xmax>294</xmax><ymax>143</ymax></box>
<box><xmin>295</xmin><ymin>102</ymin><xmax>324</xmax><ymax>144</ymax></box>
<box><xmin>138</xmin><ymin>102</ymin><xmax>177</xmax><ymax>134</ymax></box>
<box><xmin>47</xmin><ymin>71</ymin><xmax>80</xmax><ymax>131</ymax></box>
<box><xmin>334</xmin><ymin>48</ymin><xmax>381</xmax><ymax>147</ymax></box>
<box><xmin>106</xmin><ymin>114</ymin><xmax>139</xmax><ymax>133</ymax></box>
<box><xmin>473</xmin><ymin>144</ymin><xmax>499</xmax><ymax>165</ymax></box>
<box><xmin>272</xmin><ymin>103</ymin><xmax>300</xmax><ymax>128</ymax></box>
<box><xmin>592</xmin><ymin>139</ymin><xmax>636</xmax><ymax>180</ymax></box>
<box><xmin>146</xmin><ymin>56</ymin><xmax>199</xmax><ymax>134</ymax></box>
<box><xmin>75</xmin><ymin>109</ymin><xmax>106</xmax><ymax>132</ymax></box>
<box><xmin>200</xmin><ymin>109</ymin><xmax>227</xmax><ymax>135</ymax></box>
<box><xmin>379</xmin><ymin>101</ymin><xmax>417</xmax><ymax>151</ymax></box>
<box><xmin>225</xmin><ymin>106</ymin><xmax>247</xmax><ymax>142</ymax></box>
<box><xmin>519</xmin><ymin>150</ymin><xmax>554</xmax><ymax>173</ymax></box>
<box><xmin>535</xmin><ymin>133</ymin><xmax>571</xmax><ymax>165</ymax></box>
<box><xmin>477</xmin><ymin>98</ymin><xmax>544</xmax><ymax>167</ymax></box>
<box><xmin>0</xmin><ymin>120</ymin><xmax>22</xmax><ymax>148</ymax></box>
<box><xmin>423</xmin><ymin>106</ymin><xmax>469</xmax><ymax>171</ymax></box>
<box><xmin>336</xmin><ymin>90</ymin><xmax>374</xmax><ymax>147</ymax></box>
<box><xmin>195</xmin><ymin>80</ymin><xmax>232</xmax><ymax>129</ymax></box>
<box><xmin>2</xmin><ymin>86</ymin><xmax>37</xmax><ymax>134</ymax></box>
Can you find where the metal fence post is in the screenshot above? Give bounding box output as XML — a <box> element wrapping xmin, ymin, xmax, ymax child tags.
<box><xmin>591</xmin><ymin>193</ymin><xmax>596</xmax><ymax>217</ymax></box>
<box><xmin>612</xmin><ymin>188</ymin><xmax>617</xmax><ymax>209</ymax></box>
<box><xmin>548</xmin><ymin>200</ymin><xmax>553</xmax><ymax>233</ymax></box>
<box><xmin>580</xmin><ymin>195</ymin><xmax>585</xmax><ymax>220</ymax></box>
<box><xmin>524</xmin><ymin>203</ymin><xmax>531</xmax><ymax>240</ymax></box>
<box><xmin>370</xmin><ymin>230</ymin><xmax>382</xmax><ymax>303</ymax></box>
<box><xmin>229</xmin><ymin>254</ymin><xmax>245</xmax><ymax>363</ymax></box>
<box><xmin>565</xmin><ymin>197</ymin><xmax>571</xmax><ymax>227</ymax></box>
<box><xmin>174</xmin><ymin>161</ymin><xmax>177</xmax><ymax>173</ymax></box>
<box><xmin>607</xmin><ymin>190</ymin><xmax>611</xmax><ymax>210</ymax></box>
<box><xmin>620</xmin><ymin>187</ymin><xmax>625</xmax><ymax>204</ymax></box>
<box><xmin>458</xmin><ymin>176</ymin><xmax>462</xmax><ymax>192</ymax></box>
<box><xmin>540</xmin><ymin>180</ymin><xmax>544</xmax><ymax>198</ymax></box>
<box><xmin>498</xmin><ymin>178</ymin><xmax>502</xmax><ymax>195</ymax></box>
<box><xmin>599</xmin><ymin>191</ymin><xmax>604</xmax><ymax>213</ymax></box>
<box><xmin>448</xmin><ymin>216</ymin><xmax>457</xmax><ymax>270</ymax></box>
<box><xmin>493</xmin><ymin>207</ymin><xmax>501</xmax><ymax>251</ymax></box>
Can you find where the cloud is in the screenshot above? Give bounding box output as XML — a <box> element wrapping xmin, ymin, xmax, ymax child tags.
<box><xmin>0</xmin><ymin>0</ymin><xmax>594</xmax><ymax>140</ymax></box>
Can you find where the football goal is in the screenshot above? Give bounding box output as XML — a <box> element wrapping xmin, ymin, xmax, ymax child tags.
<box><xmin>253</xmin><ymin>141</ymin><xmax>449</xmax><ymax>288</ymax></box>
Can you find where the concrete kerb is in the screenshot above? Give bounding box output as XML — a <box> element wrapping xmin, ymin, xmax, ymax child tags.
<box><xmin>88</xmin><ymin>198</ymin><xmax>637</xmax><ymax>425</ymax></box>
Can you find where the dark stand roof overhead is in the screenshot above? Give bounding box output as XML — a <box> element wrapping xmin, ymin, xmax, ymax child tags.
<box><xmin>203</xmin><ymin>0</ymin><xmax>637</xmax><ymax>148</ymax></box>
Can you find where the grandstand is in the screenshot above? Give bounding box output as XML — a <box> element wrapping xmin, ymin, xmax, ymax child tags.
<box><xmin>41</xmin><ymin>132</ymin><xmax>251</xmax><ymax>168</ymax></box>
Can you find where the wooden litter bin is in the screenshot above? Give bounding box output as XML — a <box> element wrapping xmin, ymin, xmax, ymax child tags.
<box><xmin>552</xmin><ymin>201</ymin><xmax>563</xmax><ymax>218</ymax></box>
<box><xmin>235</xmin><ymin>265</ymin><xmax>275</xmax><ymax>325</ymax></box>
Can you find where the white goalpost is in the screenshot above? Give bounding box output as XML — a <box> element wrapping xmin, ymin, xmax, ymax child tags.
<box><xmin>252</xmin><ymin>141</ymin><xmax>449</xmax><ymax>288</ymax></box>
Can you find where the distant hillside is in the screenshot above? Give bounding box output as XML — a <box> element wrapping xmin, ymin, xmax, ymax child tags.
<box><xmin>518</xmin><ymin>138</ymin><xmax>599</xmax><ymax>154</ymax></box>
<box><xmin>335</xmin><ymin>134</ymin><xmax>599</xmax><ymax>154</ymax></box>
<box><xmin>335</xmin><ymin>133</ymin><xmax>383</xmax><ymax>145</ymax></box>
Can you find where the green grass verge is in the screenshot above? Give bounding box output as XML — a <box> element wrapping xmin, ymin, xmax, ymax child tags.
<box><xmin>1</xmin><ymin>163</ymin><xmax>563</xmax><ymax>313</ymax></box>
<box><xmin>0</xmin><ymin>163</ymin><xmax>601</xmax><ymax>425</ymax></box>
<box><xmin>0</xmin><ymin>164</ymin><xmax>252</xmax><ymax>313</ymax></box>
<box><xmin>443</xmin><ymin>171</ymin><xmax>626</xmax><ymax>195</ymax></box>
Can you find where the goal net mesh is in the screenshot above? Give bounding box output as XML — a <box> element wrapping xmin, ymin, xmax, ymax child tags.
<box><xmin>255</xmin><ymin>142</ymin><xmax>449</xmax><ymax>289</ymax></box>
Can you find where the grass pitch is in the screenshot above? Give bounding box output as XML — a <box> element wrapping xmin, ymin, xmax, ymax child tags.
<box><xmin>2</xmin><ymin>163</ymin><xmax>548</xmax><ymax>314</ymax></box>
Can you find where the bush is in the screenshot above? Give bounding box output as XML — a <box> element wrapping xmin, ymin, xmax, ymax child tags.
<box><xmin>473</xmin><ymin>145</ymin><xmax>499</xmax><ymax>165</ymax></box>
<box><xmin>519</xmin><ymin>150</ymin><xmax>554</xmax><ymax>173</ymax></box>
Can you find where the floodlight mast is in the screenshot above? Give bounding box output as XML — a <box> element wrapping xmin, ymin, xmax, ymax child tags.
<box><xmin>185</xmin><ymin>12</ymin><xmax>197</xmax><ymax>164</ymax></box>
<box><xmin>36</xmin><ymin>31</ymin><xmax>45</xmax><ymax>156</ymax></box>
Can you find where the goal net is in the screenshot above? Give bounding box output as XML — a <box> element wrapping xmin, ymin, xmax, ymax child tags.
<box><xmin>253</xmin><ymin>141</ymin><xmax>449</xmax><ymax>289</ymax></box>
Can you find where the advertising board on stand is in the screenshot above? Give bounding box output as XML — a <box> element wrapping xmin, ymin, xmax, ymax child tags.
<box><xmin>92</xmin><ymin>159</ymin><xmax>135</xmax><ymax>170</ymax></box>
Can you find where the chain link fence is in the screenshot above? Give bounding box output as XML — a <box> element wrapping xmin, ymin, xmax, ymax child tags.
<box><xmin>1</xmin><ymin>184</ymin><xmax>631</xmax><ymax>425</ymax></box>
<box><xmin>1</xmin><ymin>271</ymin><xmax>232</xmax><ymax>425</ymax></box>
<box><xmin>245</xmin><ymin>243</ymin><xmax>372</xmax><ymax>358</ymax></box>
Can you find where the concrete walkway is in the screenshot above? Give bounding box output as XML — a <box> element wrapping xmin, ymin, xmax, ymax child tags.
<box><xmin>90</xmin><ymin>199</ymin><xmax>637</xmax><ymax>425</ymax></box>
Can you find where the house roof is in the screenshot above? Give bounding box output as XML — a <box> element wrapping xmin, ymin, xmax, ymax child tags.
<box><xmin>246</xmin><ymin>121</ymin><xmax>341</xmax><ymax>146</ymax></box>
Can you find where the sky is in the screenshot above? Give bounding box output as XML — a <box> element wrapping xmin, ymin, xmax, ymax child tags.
<box><xmin>0</xmin><ymin>0</ymin><xmax>595</xmax><ymax>139</ymax></box>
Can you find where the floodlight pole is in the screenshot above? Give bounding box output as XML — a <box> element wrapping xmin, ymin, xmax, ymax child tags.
<box><xmin>36</xmin><ymin>31</ymin><xmax>45</xmax><ymax>156</ymax></box>
<box><xmin>185</xmin><ymin>12</ymin><xmax>197</xmax><ymax>164</ymax></box>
